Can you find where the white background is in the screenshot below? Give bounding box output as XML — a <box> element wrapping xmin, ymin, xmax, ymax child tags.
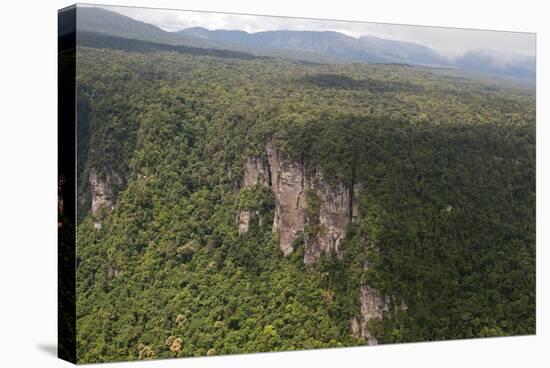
<box><xmin>0</xmin><ymin>0</ymin><xmax>547</xmax><ymax>366</ymax></box>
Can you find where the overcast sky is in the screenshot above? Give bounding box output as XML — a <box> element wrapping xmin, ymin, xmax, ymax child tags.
<box><xmin>94</xmin><ymin>4</ymin><xmax>535</xmax><ymax>57</ymax></box>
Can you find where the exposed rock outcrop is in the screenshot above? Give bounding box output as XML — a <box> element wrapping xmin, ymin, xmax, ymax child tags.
<box><xmin>268</xmin><ymin>143</ymin><xmax>361</xmax><ymax>263</ymax></box>
<box><xmin>304</xmin><ymin>173</ymin><xmax>356</xmax><ymax>264</ymax></box>
<box><xmin>351</xmin><ymin>257</ymin><xmax>408</xmax><ymax>345</ymax></box>
<box><xmin>238</xmin><ymin>210</ymin><xmax>252</xmax><ymax>235</ymax></box>
<box><xmin>89</xmin><ymin>170</ymin><xmax>122</xmax><ymax>228</ymax></box>
<box><xmin>239</xmin><ymin>141</ymin><xmax>360</xmax><ymax>263</ymax></box>
<box><xmin>355</xmin><ymin>284</ymin><xmax>390</xmax><ymax>345</ymax></box>
<box><xmin>267</xmin><ymin>144</ymin><xmax>308</xmax><ymax>255</ymax></box>
<box><xmin>238</xmin><ymin>157</ymin><xmax>271</xmax><ymax>235</ymax></box>
<box><xmin>243</xmin><ymin>157</ymin><xmax>270</xmax><ymax>188</ymax></box>
<box><xmin>238</xmin><ymin>141</ymin><xmax>395</xmax><ymax>345</ymax></box>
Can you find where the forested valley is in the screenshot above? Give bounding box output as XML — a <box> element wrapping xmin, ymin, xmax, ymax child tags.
<box><xmin>74</xmin><ymin>36</ymin><xmax>535</xmax><ymax>363</ymax></box>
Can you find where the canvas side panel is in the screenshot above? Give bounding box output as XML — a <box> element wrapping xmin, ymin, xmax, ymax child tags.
<box><xmin>58</xmin><ymin>5</ymin><xmax>77</xmax><ymax>364</ymax></box>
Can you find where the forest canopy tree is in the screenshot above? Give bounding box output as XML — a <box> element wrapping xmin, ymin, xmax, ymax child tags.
<box><xmin>73</xmin><ymin>33</ymin><xmax>535</xmax><ymax>363</ymax></box>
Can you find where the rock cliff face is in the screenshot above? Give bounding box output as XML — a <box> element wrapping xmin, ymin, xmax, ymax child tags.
<box><xmin>355</xmin><ymin>284</ymin><xmax>389</xmax><ymax>344</ymax></box>
<box><xmin>238</xmin><ymin>210</ymin><xmax>252</xmax><ymax>235</ymax></box>
<box><xmin>243</xmin><ymin>156</ymin><xmax>270</xmax><ymax>188</ymax></box>
<box><xmin>239</xmin><ymin>141</ymin><xmax>389</xmax><ymax>345</ymax></box>
<box><xmin>303</xmin><ymin>175</ymin><xmax>361</xmax><ymax>264</ymax></box>
<box><xmin>89</xmin><ymin>170</ymin><xmax>122</xmax><ymax>228</ymax></box>
<box><xmin>238</xmin><ymin>157</ymin><xmax>271</xmax><ymax>234</ymax></box>
<box><xmin>240</xmin><ymin>142</ymin><xmax>360</xmax><ymax>262</ymax></box>
<box><xmin>267</xmin><ymin>143</ymin><xmax>308</xmax><ymax>256</ymax></box>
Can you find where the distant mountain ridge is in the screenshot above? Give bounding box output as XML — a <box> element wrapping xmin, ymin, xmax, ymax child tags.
<box><xmin>77</xmin><ymin>7</ymin><xmax>345</xmax><ymax>64</ymax></box>
<box><xmin>179</xmin><ymin>27</ymin><xmax>535</xmax><ymax>81</ymax></box>
<box><xmin>451</xmin><ymin>49</ymin><xmax>536</xmax><ymax>80</ymax></box>
<box><xmin>77</xmin><ymin>7</ymin><xmax>226</xmax><ymax>49</ymax></box>
<box><xmin>180</xmin><ymin>27</ymin><xmax>439</xmax><ymax>65</ymax></box>
<box><xmin>177</xmin><ymin>27</ymin><xmax>394</xmax><ymax>63</ymax></box>
<box><xmin>357</xmin><ymin>35</ymin><xmax>447</xmax><ymax>67</ymax></box>
<box><xmin>78</xmin><ymin>7</ymin><xmax>535</xmax><ymax>82</ymax></box>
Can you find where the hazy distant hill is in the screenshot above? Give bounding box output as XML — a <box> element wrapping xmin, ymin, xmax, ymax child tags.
<box><xmin>78</xmin><ymin>7</ymin><xmax>535</xmax><ymax>83</ymax></box>
<box><xmin>181</xmin><ymin>27</ymin><xmax>395</xmax><ymax>63</ymax></box>
<box><xmin>452</xmin><ymin>49</ymin><xmax>536</xmax><ymax>80</ymax></box>
<box><xmin>180</xmin><ymin>27</ymin><xmax>535</xmax><ymax>82</ymax></box>
<box><xmin>77</xmin><ymin>7</ymin><xmax>198</xmax><ymax>46</ymax></box>
<box><xmin>182</xmin><ymin>27</ymin><xmax>449</xmax><ymax>65</ymax></box>
<box><xmin>357</xmin><ymin>35</ymin><xmax>447</xmax><ymax>66</ymax></box>
<box><xmin>77</xmin><ymin>7</ymin><xmax>345</xmax><ymax>64</ymax></box>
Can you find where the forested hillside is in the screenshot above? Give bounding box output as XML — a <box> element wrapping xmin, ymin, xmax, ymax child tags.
<box><xmin>74</xmin><ymin>36</ymin><xmax>535</xmax><ymax>363</ymax></box>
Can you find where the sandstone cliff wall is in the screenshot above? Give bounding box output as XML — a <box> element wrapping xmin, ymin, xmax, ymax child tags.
<box><xmin>238</xmin><ymin>141</ymin><xmax>393</xmax><ymax>345</ymax></box>
<box><xmin>89</xmin><ymin>170</ymin><xmax>122</xmax><ymax>228</ymax></box>
<box><xmin>239</xmin><ymin>142</ymin><xmax>360</xmax><ymax>262</ymax></box>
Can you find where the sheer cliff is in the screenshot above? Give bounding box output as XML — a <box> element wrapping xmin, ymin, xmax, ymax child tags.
<box><xmin>238</xmin><ymin>141</ymin><xmax>389</xmax><ymax>343</ymax></box>
<box><xmin>239</xmin><ymin>142</ymin><xmax>360</xmax><ymax>263</ymax></box>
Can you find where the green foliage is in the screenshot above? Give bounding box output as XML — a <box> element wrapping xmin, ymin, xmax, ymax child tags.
<box><xmin>304</xmin><ymin>189</ymin><xmax>321</xmax><ymax>240</ymax></box>
<box><xmin>75</xmin><ymin>42</ymin><xmax>535</xmax><ymax>363</ymax></box>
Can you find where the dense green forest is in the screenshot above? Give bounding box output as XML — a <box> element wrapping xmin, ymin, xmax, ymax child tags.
<box><xmin>74</xmin><ymin>39</ymin><xmax>535</xmax><ymax>363</ymax></box>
